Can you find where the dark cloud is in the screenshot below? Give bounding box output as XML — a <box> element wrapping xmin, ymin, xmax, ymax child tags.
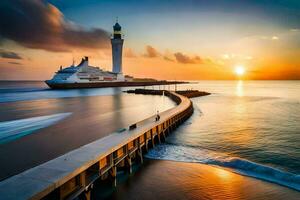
<box><xmin>0</xmin><ymin>0</ymin><xmax>110</xmax><ymax>52</ymax></box>
<box><xmin>8</xmin><ymin>61</ymin><xmax>22</xmax><ymax>65</ymax></box>
<box><xmin>0</xmin><ymin>49</ymin><xmax>22</xmax><ymax>59</ymax></box>
<box><xmin>163</xmin><ymin>56</ymin><xmax>175</xmax><ymax>62</ymax></box>
<box><xmin>174</xmin><ymin>52</ymin><xmax>203</xmax><ymax>64</ymax></box>
<box><xmin>142</xmin><ymin>45</ymin><xmax>212</xmax><ymax>65</ymax></box>
<box><xmin>144</xmin><ymin>45</ymin><xmax>160</xmax><ymax>57</ymax></box>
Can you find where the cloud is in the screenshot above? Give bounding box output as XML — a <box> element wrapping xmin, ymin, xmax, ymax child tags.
<box><xmin>144</xmin><ymin>45</ymin><xmax>160</xmax><ymax>57</ymax></box>
<box><xmin>8</xmin><ymin>61</ymin><xmax>21</xmax><ymax>65</ymax></box>
<box><xmin>221</xmin><ymin>53</ymin><xmax>253</xmax><ymax>61</ymax></box>
<box><xmin>0</xmin><ymin>49</ymin><xmax>22</xmax><ymax>59</ymax></box>
<box><xmin>258</xmin><ymin>35</ymin><xmax>280</xmax><ymax>41</ymax></box>
<box><xmin>124</xmin><ymin>48</ymin><xmax>137</xmax><ymax>58</ymax></box>
<box><xmin>290</xmin><ymin>29</ymin><xmax>300</xmax><ymax>32</ymax></box>
<box><xmin>163</xmin><ymin>56</ymin><xmax>175</xmax><ymax>62</ymax></box>
<box><xmin>142</xmin><ymin>45</ymin><xmax>214</xmax><ymax>65</ymax></box>
<box><xmin>174</xmin><ymin>52</ymin><xmax>203</xmax><ymax>64</ymax></box>
<box><xmin>0</xmin><ymin>0</ymin><xmax>110</xmax><ymax>52</ymax></box>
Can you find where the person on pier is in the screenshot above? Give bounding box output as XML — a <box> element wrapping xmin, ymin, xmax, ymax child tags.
<box><xmin>156</xmin><ymin>110</ymin><xmax>160</xmax><ymax>121</ymax></box>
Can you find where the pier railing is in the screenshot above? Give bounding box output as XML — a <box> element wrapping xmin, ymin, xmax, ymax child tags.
<box><xmin>0</xmin><ymin>91</ymin><xmax>193</xmax><ymax>200</ymax></box>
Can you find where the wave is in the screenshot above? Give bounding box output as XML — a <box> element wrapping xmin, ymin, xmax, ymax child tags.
<box><xmin>145</xmin><ymin>144</ymin><xmax>300</xmax><ymax>191</ymax></box>
<box><xmin>0</xmin><ymin>112</ymin><xmax>72</xmax><ymax>144</ymax></box>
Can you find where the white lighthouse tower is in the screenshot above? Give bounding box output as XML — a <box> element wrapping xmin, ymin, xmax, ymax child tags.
<box><xmin>111</xmin><ymin>20</ymin><xmax>124</xmax><ymax>81</ymax></box>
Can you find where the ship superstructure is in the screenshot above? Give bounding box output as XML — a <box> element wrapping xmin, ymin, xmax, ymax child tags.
<box><xmin>46</xmin><ymin>57</ymin><xmax>125</xmax><ymax>85</ymax></box>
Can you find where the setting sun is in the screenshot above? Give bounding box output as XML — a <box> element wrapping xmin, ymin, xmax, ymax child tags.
<box><xmin>235</xmin><ymin>66</ymin><xmax>245</xmax><ymax>76</ymax></box>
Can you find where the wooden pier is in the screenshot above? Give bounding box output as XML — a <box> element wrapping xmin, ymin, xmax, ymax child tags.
<box><xmin>0</xmin><ymin>91</ymin><xmax>193</xmax><ymax>200</ymax></box>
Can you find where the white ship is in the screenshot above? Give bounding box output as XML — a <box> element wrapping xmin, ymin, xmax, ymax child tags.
<box><xmin>45</xmin><ymin>56</ymin><xmax>129</xmax><ymax>85</ymax></box>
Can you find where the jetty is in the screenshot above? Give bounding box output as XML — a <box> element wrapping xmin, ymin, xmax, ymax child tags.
<box><xmin>0</xmin><ymin>90</ymin><xmax>194</xmax><ymax>200</ymax></box>
<box><xmin>125</xmin><ymin>89</ymin><xmax>211</xmax><ymax>98</ymax></box>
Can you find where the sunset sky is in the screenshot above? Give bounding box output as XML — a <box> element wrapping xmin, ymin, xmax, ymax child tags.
<box><xmin>0</xmin><ymin>0</ymin><xmax>300</xmax><ymax>80</ymax></box>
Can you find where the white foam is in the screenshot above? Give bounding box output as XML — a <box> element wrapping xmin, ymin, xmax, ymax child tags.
<box><xmin>0</xmin><ymin>113</ymin><xmax>72</xmax><ymax>143</ymax></box>
<box><xmin>145</xmin><ymin>144</ymin><xmax>300</xmax><ymax>191</ymax></box>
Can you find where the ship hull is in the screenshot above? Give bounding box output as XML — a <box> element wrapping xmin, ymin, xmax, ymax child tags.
<box><xmin>45</xmin><ymin>81</ymin><xmax>187</xmax><ymax>89</ymax></box>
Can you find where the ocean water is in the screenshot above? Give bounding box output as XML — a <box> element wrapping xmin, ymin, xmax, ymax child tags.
<box><xmin>0</xmin><ymin>81</ymin><xmax>129</xmax><ymax>103</ymax></box>
<box><xmin>145</xmin><ymin>81</ymin><xmax>300</xmax><ymax>191</ymax></box>
<box><xmin>0</xmin><ymin>80</ymin><xmax>299</xmax><ymax>193</ymax></box>
<box><xmin>0</xmin><ymin>81</ymin><xmax>175</xmax><ymax>179</ymax></box>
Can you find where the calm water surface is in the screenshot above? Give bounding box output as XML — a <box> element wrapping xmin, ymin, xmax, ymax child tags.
<box><xmin>146</xmin><ymin>81</ymin><xmax>300</xmax><ymax>191</ymax></box>
<box><xmin>0</xmin><ymin>81</ymin><xmax>175</xmax><ymax>180</ymax></box>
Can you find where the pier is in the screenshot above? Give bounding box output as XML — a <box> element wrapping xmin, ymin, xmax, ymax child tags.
<box><xmin>126</xmin><ymin>89</ymin><xmax>211</xmax><ymax>98</ymax></box>
<box><xmin>0</xmin><ymin>91</ymin><xmax>194</xmax><ymax>200</ymax></box>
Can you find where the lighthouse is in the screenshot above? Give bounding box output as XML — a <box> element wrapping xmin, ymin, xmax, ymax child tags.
<box><xmin>111</xmin><ymin>20</ymin><xmax>124</xmax><ymax>80</ymax></box>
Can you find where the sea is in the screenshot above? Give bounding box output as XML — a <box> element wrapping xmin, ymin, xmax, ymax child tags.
<box><xmin>0</xmin><ymin>80</ymin><xmax>299</xmax><ymax>197</ymax></box>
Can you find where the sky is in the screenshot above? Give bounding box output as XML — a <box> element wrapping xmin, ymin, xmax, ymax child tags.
<box><xmin>0</xmin><ymin>0</ymin><xmax>300</xmax><ymax>80</ymax></box>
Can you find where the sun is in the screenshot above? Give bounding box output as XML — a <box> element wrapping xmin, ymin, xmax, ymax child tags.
<box><xmin>235</xmin><ymin>65</ymin><xmax>245</xmax><ymax>76</ymax></box>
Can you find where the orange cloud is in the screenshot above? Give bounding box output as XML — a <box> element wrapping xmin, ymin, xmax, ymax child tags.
<box><xmin>144</xmin><ymin>45</ymin><xmax>160</xmax><ymax>57</ymax></box>
<box><xmin>142</xmin><ymin>45</ymin><xmax>214</xmax><ymax>65</ymax></box>
<box><xmin>124</xmin><ymin>48</ymin><xmax>137</xmax><ymax>58</ymax></box>
<box><xmin>163</xmin><ymin>55</ymin><xmax>175</xmax><ymax>62</ymax></box>
<box><xmin>174</xmin><ymin>52</ymin><xmax>203</xmax><ymax>64</ymax></box>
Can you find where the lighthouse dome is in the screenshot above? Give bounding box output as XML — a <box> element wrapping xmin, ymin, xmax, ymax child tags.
<box><xmin>113</xmin><ymin>22</ymin><xmax>121</xmax><ymax>31</ymax></box>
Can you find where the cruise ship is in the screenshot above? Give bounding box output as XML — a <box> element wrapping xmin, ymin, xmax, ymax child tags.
<box><xmin>45</xmin><ymin>56</ymin><xmax>131</xmax><ymax>85</ymax></box>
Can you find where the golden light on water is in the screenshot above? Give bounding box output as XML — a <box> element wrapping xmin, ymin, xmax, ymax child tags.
<box><xmin>236</xmin><ymin>80</ymin><xmax>244</xmax><ymax>97</ymax></box>
<box><xmin>215</xmin><ymin>167</ymin><xmax>232</xmax><ymax>180</ymax></box>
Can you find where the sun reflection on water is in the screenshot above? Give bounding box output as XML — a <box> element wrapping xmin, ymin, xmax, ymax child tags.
<box><xmin>236</xmin><ymin>80</ymin><xmax>244</xmax><ymax>97</ymax></box>
<box><xmin>215</xmin><ymin>168</ymin><xmax>233</xmax><ymax>180</ymax></box>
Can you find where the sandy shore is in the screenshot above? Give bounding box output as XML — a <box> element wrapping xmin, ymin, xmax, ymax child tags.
<box><xmin>93</xmin><ymin>160</ymin><xmax>300</xmax><ymax>200</ymax></box>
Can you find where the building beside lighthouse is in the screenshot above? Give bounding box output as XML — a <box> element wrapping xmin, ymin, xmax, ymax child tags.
<box><xmin>45</xmin><ymin>21</ymin><xmax>133</xmax><ymax>87</ymax></box>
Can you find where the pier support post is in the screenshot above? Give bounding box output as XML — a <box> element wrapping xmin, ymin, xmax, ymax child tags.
<box><xmin>151</xmin><ymin>136</ymin><xmax>155</xmax><ymax>148</ymax></box>
<box><xmin>162</xmin><ymin>131</ymin><xmax>166</xmax><ymax>141</ymax></box>
<box><xmin>126</xmin><ymin>156</ymin><xmax>132</xmax><ymax>174</ymax></box>
<box><xmin>165</xmin><ymin>127</ymin><xmax>169</xmax><ymax>136</ymax></box>
<box><xmin>110</xmin><ymin>166</ymin><xmax>117</xmax><ymax>187</ymax></box>
<box><xmin>145</xmin><ymin>141</ymin><xmax>149</xmax><ymax>152</ymax></box>
<box><xmin>84</xmin><ymin>190</ymin><xmax>91</xmax><ymax>200</ymax></box>
<box><xmin>138</xmin><ymin>147</ymin><xmax>143</xmax><ymax>164</ymax></box>
<box><xmin>157</xmin><ymin>134</ymin><xmax>161</xmax><ymax>144</ymax></box>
